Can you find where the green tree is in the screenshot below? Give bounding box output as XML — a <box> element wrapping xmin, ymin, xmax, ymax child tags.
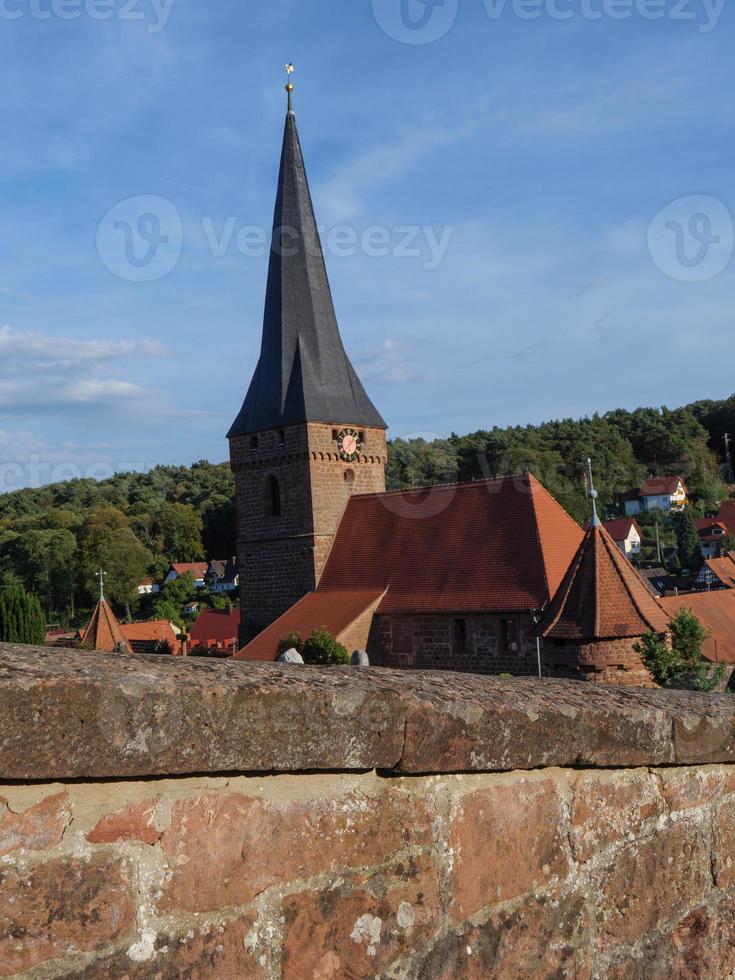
<box><xmin>301</xmin><ymin>628</ymin><xmax>349</xmax><ymax>666</ymax></box>
<box><xmin>12</xmin><ymin>529</ymin><xmax>77</xmax><ymax>615</ymax></box>
<box><xmin>152</xmin><ymin>572</ymin><xmax>197</xmax><ymax>628</ymax></box>
<box><xmin>0</xmin><ymin>578</ymin><xmax>46</xmax><ymax>645</ymax></box>
<box><xmin>673</xmin><ymin>509</ymin><xmax>702</xmax><ymax>570</ymax></box>
<box><xmin>81</xmin><ymin>513</ymin><xmax>152</xmax><ymax>619</ymax></box>
<box><xmin>636</xmin><ymin>608</ymin><xmax>720</xmax><ymax>690</ymax></box>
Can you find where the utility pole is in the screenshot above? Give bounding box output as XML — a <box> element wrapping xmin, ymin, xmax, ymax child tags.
<box><xmin>655</xmin><ymin>523</ymin><xmax>663</xmax><ymax>566</ymax></box>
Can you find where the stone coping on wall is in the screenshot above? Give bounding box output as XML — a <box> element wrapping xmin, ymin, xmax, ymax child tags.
<box><xmin>1</xmin><ymin>644</ymin><xmax>735</xmax><ymax>781</ymax></box>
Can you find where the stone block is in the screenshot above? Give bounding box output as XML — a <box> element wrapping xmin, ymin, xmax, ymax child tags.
<box><xmin>597</xmin><ymin>822</ymin><xmax>711</xmax><ymax>945</ymax></box>
<box><xmin>160</xmin><ymin>789</ymin><xmax>433</xmax><ymax>914</ymax></box>
<box><xmin>0</xmin><ymin>791</ymin><xmax>71</xmax><ymax>857</ymax></box>
<box><xmin>0</xmin><ymin>856</ymin><xmax>134</xmax><ymax>976</ymax></box>
<box><xmin>86</xmin><ymin>799</ymin><xmax>160</xmax><ymax>846</ymax></box>
<box><xmin>449</xmin><ymin>779</ymin><xmax>569</xmax><ymax>922</ymax></box>
<box><xmin>281</xmin><ymin>854</ymin><xmax>441</xmax><ymax>978</ymax></box>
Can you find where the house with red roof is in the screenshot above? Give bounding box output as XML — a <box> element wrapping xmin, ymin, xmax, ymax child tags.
<box><xmin>696</xmin><ymin>519</ymin><xmax>729</xmax><ymax>559</ymax></box>
<box><xmin>600</xmin><ymin>518</ymin><xmax>642</xmax><ymax>558</ymax></box>
<box><xmin>189</xmin><ymin>607</ymin><xmax>241</xmax><ymax>654</ymax></box>
<box><xmin>79</xmin><ymin>598</ymin><xmax>181</xmax><ymax>656</ymax></box>
<box><xmin>623</xmin><ymin>476</ymin><xmax>688</xmax><ymax>516</ymax></box>
<box><xmin>121</xmin><ymin>620</ymin><xmax>182</xmax><ymax>656</ymax></box>
<box><xmin>236</xmin><ymin>474</ymin><xmax>584</xmax><ymax>674</ymax></box>
<box><xmin>693</xmin><ymin>555</ymin><xmax>735</xmax><ymax>592</ymax></box>
<box><xmin>165</xmin><ymin>563</ymin><xmax>209</xmax><ymax>589</ymax></box>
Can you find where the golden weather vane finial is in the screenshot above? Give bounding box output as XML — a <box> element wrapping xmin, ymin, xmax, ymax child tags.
<box><xmin>285</xmin><ymin>62</ymin><xmax>295</xmax><ymax>109</ymax></box>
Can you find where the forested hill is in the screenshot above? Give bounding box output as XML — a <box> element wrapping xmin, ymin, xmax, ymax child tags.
<box><xmin>0</xmin><ymin>395</ymin><xmax>733</xmax><ymax>618</ymax></box>
<box><xmin>385</xmin><ymin>395</ymin><xmax>735</xmax><ymax>525</ymax></box>
<box><xmin>0</xmin><ymin>461</ymin><xmax>237</xmax><ymax>617</ymax></box>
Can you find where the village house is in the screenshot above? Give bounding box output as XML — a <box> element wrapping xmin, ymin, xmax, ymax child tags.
<box><xmin>205</xmin><ymin>558</ymin><xmax>239</xmax><ymax>594</ymax></box>
<box><xmin>136</xmin><ymin>577</ymin><xmax>160</xmax><ymax>596</ymax></box>
<box><xmin>599</xmin><ymin>517</ymin><xmax>642</xmax><ymax>558</ymax></box>
<box><xmin>623</xmin><ymin>476</ymin><xmax>688</xmax><ymax>516</ymax></box>
<box><xmin>693</xmin><ymin>554</ymin><xmax>735</xmax><ymax>592</ymax></box>
<box><xmin>165</xmin><ymin>562</ymin><xmax>209</xmax><ymax>589</ymax></box>
<box><xmin>696</xmin><ymin>518</ymin><xmax>729</xmax><ymax>559</ymax></box>
<box><xmin>189</xmin><ymin>606</ymin><xmax>241</xmax><ymax>654</ymax></box>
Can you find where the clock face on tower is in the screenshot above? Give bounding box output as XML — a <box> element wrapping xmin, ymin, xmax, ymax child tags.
<box><xmin>337</xmin><ymin>428</ymin><xmax>362</xmax><ymax>462</ymax></box>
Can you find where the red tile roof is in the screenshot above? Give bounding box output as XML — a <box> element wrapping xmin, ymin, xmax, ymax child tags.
<box><xmin>718</xmin><ymin>500</ymin><xmax>735</xmax><ymax>536</ymax></box>
<box><xmin>601</xmin><ymin>518</ymin><xmax>640</xmax><ymax>542</ymax></box>
<box><xmin>538</xmin><ymin>525</ymin><xmax>670</xmax><ymax>641</ymax></box>
<box><xmin>696</xmin><ymin>519</ymin><xmax>728</xmax><ymax>543</ymax></box>
<box><xmin>639</xmin><ymin>476</ymin><xmax>686</xmax><ymax>497</ymax></box>
<box><xmin>659</xmin><ymin>590</ymin><xmax>735</xmax><ymax>664</ymax></box>
<box><xmin>169</xmin><ymin>563</ymin><xmax>208</xmax><ymax>580</ymax></box>
<box><xmin>121</xmin><ymin>620</ymin><xmax>180</xmax><ymax>651</ymax></box>
<box><xmin>80</xmin><ymin>600</ymin><xmax>132</xmax><ymax>654</ymax></box>
<box><xmin>702</xmin><ymin>556</ymin><xmax>735</xmax><ymax>589</ymax></box>
<box><xmin>235</xmin><ymin>590</ymin><xmax>384</xmax><ymax>662</ymax></box>
<box><xmin>317</xmin><ymin>475</ymin><xmax>584</xmax><ymax>614</ymax></box>
<box><xmin>190</xmin><ymin>608</ymin><xmax>241</xmax><ymax>649</ymax></box>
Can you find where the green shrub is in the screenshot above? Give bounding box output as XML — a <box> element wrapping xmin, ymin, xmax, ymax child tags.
<box><xmin>277</xmin><ymin>630</ymin><xmax>303</xmax><ymax>658</ymax></box>
<box><xmin>301</xmin><ymin>627</ymin><xmax>349</xmax><ymax>666</ymax></box>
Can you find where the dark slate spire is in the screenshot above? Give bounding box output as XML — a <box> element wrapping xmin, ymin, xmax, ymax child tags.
<box><xmin>228</xmin><ymin>92</ymin><xmax>386</xmax><ymax>438</ymax></box>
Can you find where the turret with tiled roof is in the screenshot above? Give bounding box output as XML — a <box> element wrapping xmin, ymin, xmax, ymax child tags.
<box><xmin>538</xmin><ymin>460</ymin><xmax>668</xmax><ymax>686</ymax></box>
<box><xmin>79</xmin><ymin>571</ymin><xmax>132</xmax><ymax>655</ymax></box>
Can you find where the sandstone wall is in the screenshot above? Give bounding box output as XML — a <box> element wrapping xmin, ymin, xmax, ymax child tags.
<box><xmin>3</xmin><ymin>645</ymin><xmax>735</xmax><ymax>979</ymax></box>
<box><xmin>230</xmin><ymin>423</ymin><xmax>386</xmax><ymax>645</ymax></box>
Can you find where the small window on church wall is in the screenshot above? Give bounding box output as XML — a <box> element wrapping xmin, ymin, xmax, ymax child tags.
<box><xmin>250</xmin><ymin>436</ymin><xmax>259</xmax><ymax>452</ymax></box>
<box><xmin>265</xmin><ymin>475</ymin><xmax>282</xmax><ymax>518</ymax></box>
<box><xmin>359</xmin><ymin>431</ymin><xmax>365</xmax><ymax>444</ymax></box>
<box><xmin>344</xmin><ymin>469</ymin><xmax>355</xmax><ymax>485</ymax></box>
<box><xmin>453</xmin><ymin>618</ymin><xmax>468</xmax><ymax>652</ymax></box>
<box><xmin>501</xmin><ymin>618</ymin><xmax>519</xmax><ymax>652</ymax></box>
<box><xmin>277</xmin><ymin>430</ymin><xmax>286</xmax><ymax>447</ymax></box>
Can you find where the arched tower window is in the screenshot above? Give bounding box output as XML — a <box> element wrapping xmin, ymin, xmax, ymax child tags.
<box><xmin>264</xmin><ymin>475</ymin><xmax>282</xmax><ymax>518</ymax></box>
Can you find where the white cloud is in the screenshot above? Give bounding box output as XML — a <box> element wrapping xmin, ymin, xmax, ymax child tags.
<box><xmin>0</xmin><ymin>325</ymin><xmax>162</xmax><ymax>418</ymax></box>
<box><xmin>0</xmin><ymin>325</ymin><xmax>164</xmax><ymax>371</ymax></box>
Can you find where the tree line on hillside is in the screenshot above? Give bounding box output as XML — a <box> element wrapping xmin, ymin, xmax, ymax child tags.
<box><xmin>0</xmin><ymin>462</ymin><xmax>236</xmax><ymax>624</ymax></box>
<box><xmin>387</xmin><ymin>396</ymin><xmax>735</xmax><ymax>525</ymax></box>
<box><xmin>1</xmin><ymin>395</ymin><xmax>734</xmax><ymax>624</ymax></box>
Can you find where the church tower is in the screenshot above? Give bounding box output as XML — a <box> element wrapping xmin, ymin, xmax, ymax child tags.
<box><xmin>229</xmin><ymin>77</ymin><xmax>387</xmax><ymax>646</ymax></box>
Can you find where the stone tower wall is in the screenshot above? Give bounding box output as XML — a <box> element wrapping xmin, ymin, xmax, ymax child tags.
<box><xmin>230</xmin><ymin>423</ymin><xmax>386</xmax><ymax>645</ymax></box>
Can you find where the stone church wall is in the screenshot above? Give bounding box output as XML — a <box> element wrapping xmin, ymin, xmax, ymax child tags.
<box><xmin>4</xmin><ymin>644</ymin><xmax>735</xmax><ymax>978</ymax></box>
<box><xmin>370</xmin><ymin>612</ymin><xmax>541</xmax><ymax>675</ymax></box>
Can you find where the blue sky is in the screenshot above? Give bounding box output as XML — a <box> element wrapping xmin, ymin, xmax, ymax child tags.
<box><xmin>1</xmin><ymin>0</ymin><xmax>733</xmax><ymax>489</ymax></box>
